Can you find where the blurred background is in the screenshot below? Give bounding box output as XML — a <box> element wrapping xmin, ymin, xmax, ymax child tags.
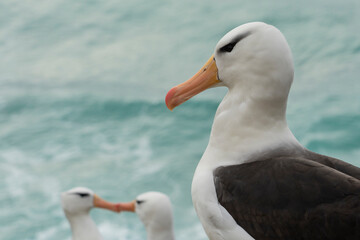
<box><xmin>0</xmin><ymin>0</ymin><xmax>359</xmax><ymax>239</ymax></box>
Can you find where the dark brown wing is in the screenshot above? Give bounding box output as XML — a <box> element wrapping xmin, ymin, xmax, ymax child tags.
<box><xmin>303</xmin><ymin>149</ymin><xmax>360</xmax><ymax>180</ymax></box>
<box><xmin>214</xmin><ymin>157</ymin><xmax>360</xmax><ymax>240</ymax></box>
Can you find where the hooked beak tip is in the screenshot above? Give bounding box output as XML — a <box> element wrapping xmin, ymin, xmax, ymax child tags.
<box><xmin>165</xmin><ymin>87</ymin><xmax>177</xmax><ymax>111</ymax></box>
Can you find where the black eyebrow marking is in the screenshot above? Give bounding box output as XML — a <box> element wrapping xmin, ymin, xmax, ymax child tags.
<box><xmin>72</xmin><ymin>192</ymin><xmax>90</xmax><ymax>198</ymax></box>
<box><xmin>219</xmin><ymin>31</ymin><xmax>252</xmax><ymax>53</ymax></box>
<box><xmin>219</xmin><ymin>42</ymin><xmax>237</xmax><ymax>53</ymax></box>
<box><xmin>232</xmin><ymin>31</ymin><xmax>252</xmax><ymax>44</ymax></box>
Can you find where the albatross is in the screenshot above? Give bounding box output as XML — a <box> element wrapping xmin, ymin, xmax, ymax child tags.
<box><xmin>165</xmin><ymin>22</ymin><xmax>360</xmax><ymax>240</ymax></box>
<box><xmin>119</xmin><ymin>191</ymin><xmax>175</xmax><ymax>240</ymax></box>
<box><xmin>61</xmin><ymin>187</ymin><xmax>133</xmax><ymax>240</ymax></box>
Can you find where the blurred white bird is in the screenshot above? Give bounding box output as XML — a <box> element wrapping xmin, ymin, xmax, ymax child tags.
<box><xmin>61</xmin><ymin>187</ymin><xmax>133</xmax><ymax>240</ymax></box>
<box><xmin>119</xmin><ymin>191</ymin><xmax>175</xmax><ymax>240</ymax></box>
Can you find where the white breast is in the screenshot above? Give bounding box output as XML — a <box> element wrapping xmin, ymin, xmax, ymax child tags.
<box><xmin>191</xmin><ymin>159</ymin><xmax>254</xmax><ymax>240</ymax></box>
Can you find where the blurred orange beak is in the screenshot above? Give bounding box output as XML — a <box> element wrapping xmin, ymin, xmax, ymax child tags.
<box><xmin>116</xmin><ymin>200</ymin><xmax>136</xmax><ymax>212</ymax></box>
<box><xmin>165</xmin><ymin>55</ymin><xmax>220</xmax><ymax>110</ymax></box>
<box><xmin>93</xmin><ymin>194</ymin><xmax>122</xmax><ymax>213</ymax></box>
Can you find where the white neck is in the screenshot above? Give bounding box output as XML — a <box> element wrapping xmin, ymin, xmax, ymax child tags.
<box><xmin>146</xmin><ymin>223</ymin><xmax>175</xmax><ymax>240</ymax></box>
<box><xmin>203</xmin><ymin>88</ymin><xmax>300</xmax><ymax>168</ymax></box>
<box><xmin>191</xmin><ymin>88</ymin><xmax>300</xmax><ymax>240</ymax></box>
<box><xmin>65</xmin><ymin>212</ymin><xmax>103</xmax><ymax>240</ymax></box>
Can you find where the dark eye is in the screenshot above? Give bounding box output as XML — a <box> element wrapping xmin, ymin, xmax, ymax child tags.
<box><xmin>219</xmin><ymin>31</ymin><xmax>251</xmax><ymax>53</ymax></box>
<box><xmin>219</xmin><ymin>42</ymin><xmax>237</xmax><ymax>53</ymax></box>
<box><xmin>136</xmin><ymin>200</ymin><xmax>144</xmax><ymax>205</ymax></box>
<box><xmin>75</xmin><ymin>192</ymin><xmax>90</xmax><ymax>198</ymax></box>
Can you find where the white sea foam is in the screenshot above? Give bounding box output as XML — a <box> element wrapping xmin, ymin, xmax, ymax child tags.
<box><xmin>99</xmin><ymin>221</ymin><xmax>140</xmax><ymax>240</ymax></box>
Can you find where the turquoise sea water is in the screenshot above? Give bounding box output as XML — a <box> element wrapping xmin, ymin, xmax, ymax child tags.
<box><xmin>0</xmin><ymin>0</ymin><xmax>359</xmax><ymax>239</ymax></box>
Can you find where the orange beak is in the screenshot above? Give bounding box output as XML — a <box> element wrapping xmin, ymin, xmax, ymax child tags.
<box><xmin>165</xmin><ymin>55</ymin><xmax>220</xmax><ymax>110</ymax></box>
<box><xmin>93</xmin><ymin>194</ymin><xmax>122</xmax><ymax>213</ymax></box>
<box><xmin>116</xmin><ymin>200</ymin><xmax>136</xmax><ymax>213</ymax></box>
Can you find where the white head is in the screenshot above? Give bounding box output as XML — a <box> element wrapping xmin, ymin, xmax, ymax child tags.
<box><xmin>61</xmin><ymin>187</ymin><xmax>95</xmax><ymax>215</ymax></box>
<box><xmin>61</xmin><ymin>187</ymin><xmax>121</xmax><ymax>216</ymax></box>
<box><xmin>214</xmin><ymin>22</ymin><xmax>293</xmax><ymax>101</ymax></box>
<box><xmin>166</xmin><ymin>22</ymin><xmax>294</xmax><ymax>109</ymax></box>
<box><xmin>61</xmin><ymin>187</ymin><xmax>121</xmax><ymax>240</ymax></box>
<box><xmin>119</xmin><ymin>191</ymin><xmax>175</xmax><ymax>240</ymax></box>
<box><xmin>135</xmin><ymin>192</ymin><xmax>174</xmax><ymax>230</ymax></box>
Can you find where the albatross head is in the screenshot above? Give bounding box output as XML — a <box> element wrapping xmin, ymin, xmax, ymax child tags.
<box><xmin>61</xmin><ymin>187</ymin><xmax>121</xmax><ymax>216</ymax></box>
<box><xmin>134</xmin><ymin>192</ymin><xmax>174</xmax><ymax>229</ymax></box>
<box><xmin>61</xmin><ymin>187</ymin><xmax>124</xmax><ymax>240</ymax></box>
<box><xmin>118</xmin><ymin>191</ymin><xmax>175</xmax><ymax>240</ymax></box>
<box><xmin>165</xmin><ymin>22</ymin><xmax>294</xmax><ymax>110</ymax></box>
